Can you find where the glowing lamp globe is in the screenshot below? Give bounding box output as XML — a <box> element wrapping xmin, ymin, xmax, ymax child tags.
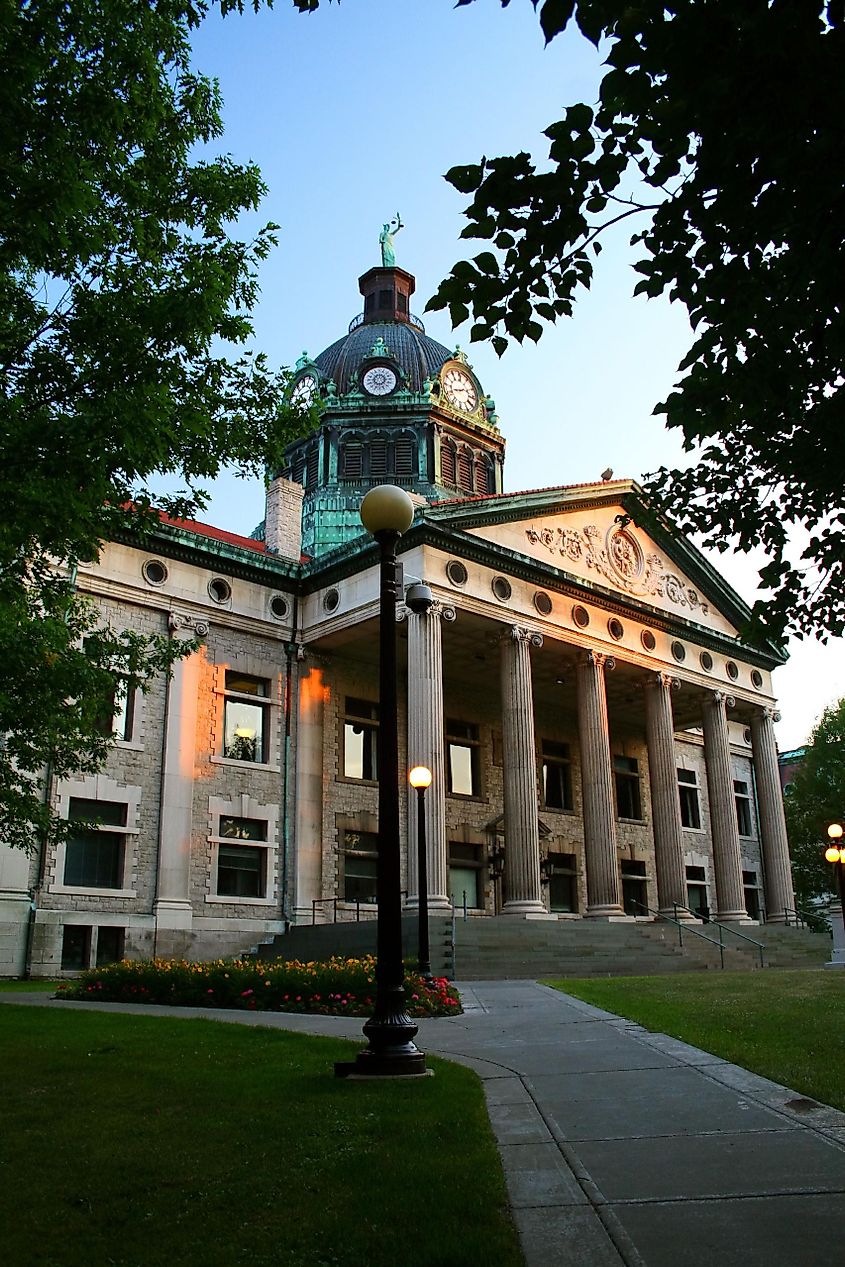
<box><xmin>827</xmin><ymin>822</ymin><xmax>844</xmax><ymax>841</ymax></box>
<box><xmin>825</xmin><ymin>846</ymin><xmax>842</xmax><ymax>864</ymax></box>
<box><xmin>409</xmin><ymin>765</ymin><xmax>432</xmax><ymax>790</ymax></box>
<box><xmin>360</xmin><ymin>484</ymin><xmax>415</xmax><ymax>536</ymax></box>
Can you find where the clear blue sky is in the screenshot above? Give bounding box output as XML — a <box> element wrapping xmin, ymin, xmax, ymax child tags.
<box><xmin>161</xmin><ymin>0</ymin><xmax>843</xmax><ymax>749</ymax></box>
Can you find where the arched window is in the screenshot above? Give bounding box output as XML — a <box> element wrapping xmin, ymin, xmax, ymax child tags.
<box><xmin>369</xmin><ymin>435</ymin><xmax>388</xmax><ymax>479</ymax></box>
<box><xmin>394</xmin><ymin>433</ymin><xmax>415</xmax><ymax>479</ymax></box>
<box><xmin>292</xmin><ymin>452</ymin><xmax>306</xmax><ymax>486</ymax></box>
<box><xmin>341</xmin><ymin>439</ymin><xmax>363</xmax><ymax>479</ymax></box>
<box><xmin>474</xmin><ymin>454</ymin><xmax>493</xmax><ymax>495</ymax></box>
<box><xmin>440</xmin><ymin>438</ymin><xmax>456</xmax><ymax>486</ymax></box>
<box><xmin>305</xmin><ymin>445</ymin><xmax>319</xmax><ymax>490</ymax></box>
<box><xmin>457</xmin><ymin>447</ymin><xmax>474</xmax><ymax>493</ymax></box>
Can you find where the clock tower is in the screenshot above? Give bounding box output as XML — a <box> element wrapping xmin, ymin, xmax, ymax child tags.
<box><xmin>269</xmin><ymin>249</ymin><xmax>506</xmax><ymax>557</ymax></box>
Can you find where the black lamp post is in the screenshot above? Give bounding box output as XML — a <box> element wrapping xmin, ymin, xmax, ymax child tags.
<box><xmin>824</xmin><ymin>823</ymin><xmax>845</xmax><ymax>936</ymax></box>
<box><xmin>409</xmin><ymin>765</ymin><xmax>433</xmax><ymax>983</ymax></box>
<box><xmin>335</xmin><ymin>485</ymin><xmax>427</xmax><ymax>1079</ymax></box>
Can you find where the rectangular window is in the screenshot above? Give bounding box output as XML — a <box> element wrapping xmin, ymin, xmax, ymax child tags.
<box><xmin>343</xmin><ymin>698</ymin><xmax>379</xmax><ymax>780</ymax></box>
<box><xmin>64</xmin><ymin>798</ymin><xmax>127</xmax><ymax>888</ymax></box>
<box><xmin>446</xmin><ymin>720</ymin><xmax>481</xmax><ymax>797</ymax></box>
<box><xmin>734</xmin><ymin>779</ymin><xmax>753</xmax><ymax>836</ymax></box>
<box><xmin>743</xmin><ymin>869</ymin><xmax>760</xmax><ymax>920</ymax></box>
<box><xmin>111</xmin><ymin>683</ymin><xmax>136</xmax><ymax>742</ymax></box>
<box><xmin>685</xmin><ymin>865</ymin><xmax>709</xmax><ymax>918</ymax></box>
<box><xmin>96</xmin><ymin>927</ymin><xmax>125</xmax><ymax>967</ymax></box>
<box><xmin>217</xmin><ymin>845</ymin><xmax>266</xmax><ymax>899</ymax></box>
<box><xmin>546</xmin><ymin>852</ymin><xmax>578</xmax><ymax>913</ymax></box>
<box><xmin>61</xmin><ymin>926</ymin><xmax>91</xmax><ymax>971</ymax></box>
<box><xmin>621</xmin><ymin>858</ymin><xmax>648</xmax><ymax>916</ymax></box>
<box><xmin>449</xmin><ymin>842</ymin><xmax>482</xmax><ymax>909</ymax></box>
<box><xmin>343</xmin><ymin>829</ymin><xmax>379</xmax><ymax>903</ymax></box>
<box><xmin>223</xmin><ymin>672</ymin><xmax>269</xmax><ymax>763</ymax></box>
<box><xmin>542</xmin><ymin>741</ymin><xmax>573</xmax><ymax>811</ymax></box>
<box><xmin>305</xmin><ymin>446</ymin><xmax>319</xmax><ymax>490</ymax></box>
<box><xmin>677</xmin><ymin>768</ymin><xmax>701</xmax><ymax>829</ymax></box>
<box><xmin>614</xmin><ymin>755</ymin><xmax>642</xmax><ymax>820</ymax></box>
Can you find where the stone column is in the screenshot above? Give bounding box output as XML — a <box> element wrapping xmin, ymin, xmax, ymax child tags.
<box><xmin>576</xmin><ymin>650</ymin><xmax>625</xmax><ymax>917</ymax></box>
<box><xmin>644</xmin><ymin>672</ymin><xmax>691</xmax><ymax>917</ymax></box>
<box><xmin>155</xmin><ymin>613</ymin><xmax>208</xmax><ymax>937</ymax></box>
<box><xmin>701</xmin><ymin>691</ymin><xmax>749</xmax><ymax>921</ymax></box>
<box><xmin>405</xmin><ymin>600</ymin><xmax>455</xmax><ymax>911</ymax></box>
<box><xmin>750</xmin><ymin>706</ymin><xmax>796</xmax><ymax>922</ymax></box>
<box><xmin>500</xmin><ymin>626</ymin><xmax>546</xmax><ymax>915</ymax></box>
<box><xmin>293</xmin><ymin>658</ymin><xmax>329</xmax><ymax>923</ymax></box>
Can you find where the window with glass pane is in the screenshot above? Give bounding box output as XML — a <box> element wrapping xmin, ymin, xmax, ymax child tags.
<box><xmin>343</xmin><ymin>699</ymin><xmax>379</xmax><ymax>780</ymax></box>
<box><xmin>64</xmin><ymin>799</ymin><xmax>127</xmax><ymax>888</ymax></box>
<box><xmin>220</xmin><ymin>816</ymin><xmax>267</xmax><ymax>841</ymax></box>
<box><xmin>343</xmin><ymin>830</ymin><xmax>378</xmax><ymax>902</ymax></box>
<box><xmin>217</xmin><ymin>845</ymin><xmax>266</xmax><ymax>898</ymax></box>
<box><xmin>223</xmin><ymin>672</ymin><xmax>269</xmax><ymax>762</ymax></box>
<box><xmin>61</xmin><ymin>925</ymin><xmax>91</xmax><ymax>970</ymax></box>
<box><xmin>542</xmin><ymin>741</ymin><xmax>572</xmax><ymax>810</ymax></box>
<box><xmin>677</xmin><ymin>768</ymin><xmax>701</xmax><ymax>829</ymax></box>
<box><xmin>446</xmin><ymin>721</ymin><xmax>480</xmax><ymax>796</ymax></box>
<box><xmin>734</xmin><ymin>779</ymin><xmax>753</xmax><ymax>836</ymax></box>
<box><xmin>547</xmin><ymin>852</ymin><xmax>578</xmax><ymax>912</ymax></box>
<box><xmin>96</xmin><ymin>927</ymin><xmax>125</xmax><ymax>966</ymax></box>
<box><xmin>614</xmin><ymin>755</ymin><xmax>642</xmax><ymax>819</ymax></box>
<box><xmin>112</xmin><ymin>683</ymin><xmax>135</xmax><ymax>742</ymax></box>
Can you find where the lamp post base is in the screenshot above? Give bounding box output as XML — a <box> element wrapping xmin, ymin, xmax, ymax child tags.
<box><xmin>335</xmin><ymin>1002</ymin><xmax>428</xmax><ymax>1078</ymax></box>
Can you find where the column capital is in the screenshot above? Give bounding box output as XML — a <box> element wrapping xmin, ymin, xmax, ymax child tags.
<box><xmin>752</xmin><ymin>704</ymin><xmax>781</xmax><ymax>724</ymax></box>
<box><xmin>168</xmin><ymin>611</ymin><xmax>209</xmax><ymax>638</ymax></box>
<box><xmin>705</xmin><ymin>689</ymin><xmax>735</xmax><ymax>711</ymax></box>
<box><xmin>644</xmin><ymin>671</ymin><xmax>680</xmax><ymax>692</ymax></box>
<box><xmin>579</xmin><ymin>648</ymin><xmax>615</xmax><ymax>672</ymax></box>
<box><xmin>396</xmin><ymin>600</ymin><xmax>457</xmax><ymax>624</ymax></box>
<box><xmin>294</xmin><ymin>643</ymin><xmax>331</xmax><ymax>669</ymax></box>
<box><xmin>503</xmin><ymin>624</ymin><xmax>543</xmax><ymax>649</ymax></box>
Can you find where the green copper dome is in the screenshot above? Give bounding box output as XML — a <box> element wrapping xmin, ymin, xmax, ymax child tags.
<box><xmin>314</xmin><ymin>317</ymin><xmax>452</xmax><ymax>393</ymax></box>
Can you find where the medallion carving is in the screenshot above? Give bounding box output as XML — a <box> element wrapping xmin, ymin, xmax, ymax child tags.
<box><xmin>525</xmin><ymin>521</ymin><xmax>710</xmax><ymax>616</ymax></box>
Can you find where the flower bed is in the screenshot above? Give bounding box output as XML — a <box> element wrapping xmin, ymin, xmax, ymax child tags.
<box><xmin>57</xmin><ymin>955</ymin><xmax>462</xmax><ymax>1017</ymax></box>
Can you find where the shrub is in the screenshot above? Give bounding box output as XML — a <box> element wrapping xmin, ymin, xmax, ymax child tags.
<box><xmin>57</xmin><ymin>955</ymin><xmax>462</xmax><ymax>1017</ymax></box>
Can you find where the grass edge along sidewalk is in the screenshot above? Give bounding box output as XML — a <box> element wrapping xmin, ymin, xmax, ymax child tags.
<box><xmin>545</xmin><ymin>968</ymin><xmax>845</xmax><ymax>1113</ymax></box>
<box><xmin>0</xmin><ymin>1003</ymin><xmax>522</xmax><ymax>1267</ymax></box>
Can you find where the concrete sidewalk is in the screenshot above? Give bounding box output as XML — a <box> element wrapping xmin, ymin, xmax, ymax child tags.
<box><xmin>6</xmin><ymin>980</ymin><xmax>845</xmax><ymax>1266</ymax></box>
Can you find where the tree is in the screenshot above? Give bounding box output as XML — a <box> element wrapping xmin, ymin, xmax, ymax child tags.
<box><xmin>0</xmin><ymin>1</ymin><xmax>304</xmax><ymax>851</ymax></box>
<box><xmin>784</xmin><ymin>698</ymin><xmax>845</xmax><ymax>908</ymax></box>
<box><xmin>421</xmin><ymin>0</ymin><xmax>845</xmax><ymax>648</ymax></box>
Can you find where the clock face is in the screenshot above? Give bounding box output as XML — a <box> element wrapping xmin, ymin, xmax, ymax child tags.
<box><xmin>442</xmin><ymin>367</ymin><xmax>478</xmax><ymax>412</ymax></box>
<box><xmin>362</xmin><ymin>365</ymin><xmax>397</xmax><ymax>396</ymax></box>
<box><xmin>290</xmin><ymin>373</ymin><xmax>317</xmax><ymax>407</ymax></box>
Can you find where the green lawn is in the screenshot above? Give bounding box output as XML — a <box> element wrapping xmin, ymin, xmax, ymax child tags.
<box><xmin>0</xmin><ymin>1005</ymin><xmax>522</xmax><ymax>1267</ymax></box>
<box><xmin>0</xmin><ymin>978</ymin><xmax>58</xmax><ymax>991</ymax></box>
<box><xmin>545</xmin><ymin>969</ymin><xmax>845</xmax><ymax>1112</ymax></box>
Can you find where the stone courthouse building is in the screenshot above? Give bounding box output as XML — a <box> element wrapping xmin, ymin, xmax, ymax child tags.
<box><xmin>0</xmin><ymin>248</ymin><xmax>796</xmax><ymax>975</ymax></box>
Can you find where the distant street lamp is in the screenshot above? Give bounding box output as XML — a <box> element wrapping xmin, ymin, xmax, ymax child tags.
<box><xmin>409</xmin><ymin>765</ymin><xmax>433</xmax><ymax>983</ymax></box>
<box><xmin>335</xmin><ymin>485</ymin><xmax>427</xmax><ymax>1078</ymax></box>
<box><xmin>824</xmin><ymin>823</ymin><xmax>845</xmax><ymax>938</ymax></box>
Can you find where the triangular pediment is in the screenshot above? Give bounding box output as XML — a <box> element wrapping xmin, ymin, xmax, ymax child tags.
<box><xmin>428</xmin><ymin>484</ymin><xmax>750</xmax><ymax>641</ymax></box>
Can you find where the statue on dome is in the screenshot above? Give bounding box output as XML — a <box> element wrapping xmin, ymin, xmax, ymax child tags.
<box><xmin>379</xmin><ymin>214</ymin><xmax>403</xmax><ymax>267</ymax></box>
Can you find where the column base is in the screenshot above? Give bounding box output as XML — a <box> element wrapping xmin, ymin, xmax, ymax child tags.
<box><xmin>715</xmin><ymin>909</ymin><xmax>755</xmax><ymax>923</ymax></box>
<box><xmin>659</xmin><ymin>905</ymin><xmax>698</xmax><ymax>922</ymax></box>
<box><xmin>153</xmin><ymin>900</ymin><xmax>193</xmax><ymax>930</ymax></box>
<box><xmin>585</xmin><ymin>906</ymin><xmax>629</xmax><ymax>920</ymax></box>
<box><xmin>501</xmin><ymin>899</ymin><xmax>549</xmax><ymax>917</ymax></box>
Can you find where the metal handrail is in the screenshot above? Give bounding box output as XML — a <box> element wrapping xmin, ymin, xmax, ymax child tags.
<box><xmin>630</xmin><ymin>900</ymin><xmax>728</xmax><ymax>968</ymax></box>
<box><xmin>673</xmin><ymin>902</ymin><xmax>766</xmax><ymax>967</ymax></box>
<box><xmin>784</xmin><ymin>904</ymin><xmax>832</xmax><ymax>935</ymax></box>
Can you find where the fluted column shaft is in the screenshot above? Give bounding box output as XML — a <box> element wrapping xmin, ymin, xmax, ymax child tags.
<box><xmin>576</xmin><ymin>651</ymin><xmax>624</xmax><ymax>917</ymax></box>
<box><xmin>500</xmin><ymin>627</ymin><xmax>546</xmax><ymax>915</ymax></box>
<box><xmin>702</xmin><ymin>692</ymin><xmax>749</xmax><ymax>921</ymax></box>
<box><xmin>644</xmin><ymin>673</ymin><xmax>690</xmax><ymax>916</ymax></box>
<box><xmin>750</xmin><ymin>707</ymin><xmax>795</xmax><ymax>922</ymax></box>
<box><xmin>294</xmin><ymin>661</ymin><xmax>328</xmax><ymax>922</ymax></box>
<box><xmin>155</xmin><ymin>614</ymin><xmax>207</xmax><ymax>930</ymax></box>
<box><xmin>406</xmin><ymin>603</ymin><xmax>453</xmax><ymax>910</ymax></box>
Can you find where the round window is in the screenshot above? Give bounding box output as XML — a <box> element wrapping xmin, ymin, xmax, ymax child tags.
<box><xmin>608</xmin><ymin>618</ymin><xmax>624</xmax><ymax>641</ymax></box>
<box><xmin>699</xmin><ymin>651</ymin><xmax>713</xmax><ymax>671</ymax></box>
<box><xmin>323</xmin><ymin>588</ymin><xmax>340</xmax><ymax>613</ymax></box>
<box><xmin>671</xmin><ymin>640</ymin><xmax>686</xmax><ymax>663</ymax></box>
<box><xmin>751</xmin><ymin>669</ymin><xmax>763</xmax><ymax>689</ymax></box>
<box><xmin>270</xmin><ymin>595</ymin><xmax>288</xmax><ymax>620</ymax></box>
<box><xmin>743</xmin><ymin>726</ymin><xmax>753</xmax><ymax>745</ymax></box>
<box><xmin>641</xmin><ymin>629</ymin><xmax>656</xmax><ymax>651</ymax></box>
<box><xmin>726</xmin><ymin>660</ymin><xmax>739</xmax><ymax>680</ymax></box>
<box><xmin>572</xmin><ymin>605</ymin><xmax>590</xmax><ymax>629</ymax></box>
<box><xmin>492</xmin><ymin>576</ymin><xmax>512</xmax><ymax>602</ymax></box>
<box><xmin>533</xmin><ymin>591</ymin><xmax>553</xmax><ymax>616</ymax></box>
<box><xmin>208</xmin><ymin>577</ymin><xmax>231</xmax><ymax>604</ymax></box>
<box><xmin>142</xmin><ymin>559</ymin><xmax>167</xmax><ymax>586</ymax></box>
<box><xmin>446</xmin><ymin>559</ymin><xmax>468</xmax><ymax>586</ymax></box>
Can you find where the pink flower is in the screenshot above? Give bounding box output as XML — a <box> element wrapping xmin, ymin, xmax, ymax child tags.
<box><xmin>241</xmin><ymin>989</ymin><xmax>254</xmax><ymax>997</ymax></box>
